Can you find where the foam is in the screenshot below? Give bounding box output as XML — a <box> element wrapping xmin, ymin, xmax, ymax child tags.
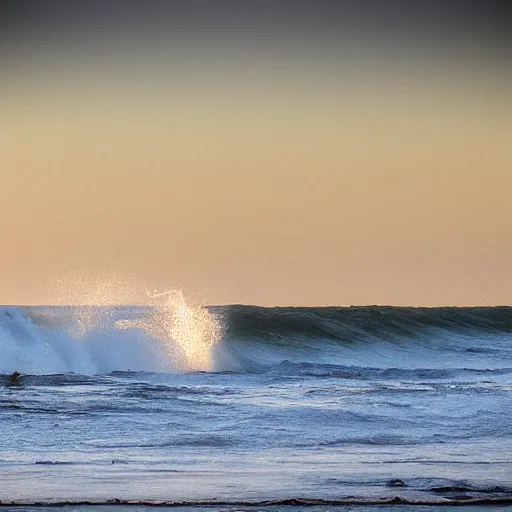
<box><xmin>0</xmin><ymin>292</ymin><xmax>221</xmax><ymax>375</ymax></box>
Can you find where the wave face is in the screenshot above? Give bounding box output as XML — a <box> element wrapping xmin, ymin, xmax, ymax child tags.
<box><xmin>1</xmin><ymin>304</ymin><xmax>511</xmax><ymax>375</ymax></box>
<box><xmin>215</xmin><ymin>305</ymin><xmax>512</xmax><ymax>372</ymax></box>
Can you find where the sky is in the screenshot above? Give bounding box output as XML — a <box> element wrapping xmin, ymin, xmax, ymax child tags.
<box><xmin>1</xmin><ymin>1</ymin><xmax>511</xmax><ymax>306</ymax></box>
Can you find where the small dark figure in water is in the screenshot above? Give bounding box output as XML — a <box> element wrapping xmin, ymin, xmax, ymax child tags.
<box><xmin>9</xmin><ymin>371</ymin><xmax>21</xmax><ymax>385</ymax></box>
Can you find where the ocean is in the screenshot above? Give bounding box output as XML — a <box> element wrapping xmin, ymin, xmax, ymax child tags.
<box><xmin>1</xmin><ymin>295</ymin><xmax>511</xmax><ymax>511</ymax></box>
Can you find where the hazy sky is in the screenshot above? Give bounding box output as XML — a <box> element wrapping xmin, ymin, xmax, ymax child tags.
<box><xmin>1</xmin><ymin>1</ymin><xmax>511</xmax><ymax>306</ymax></box>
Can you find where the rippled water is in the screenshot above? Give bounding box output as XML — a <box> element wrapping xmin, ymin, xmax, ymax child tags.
<box><xmin>0</xmin><ymin>305</ymin><xmax>511</xmax><ymax>507</ymax></box>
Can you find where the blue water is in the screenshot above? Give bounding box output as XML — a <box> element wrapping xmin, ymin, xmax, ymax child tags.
<box><xmin>0</xmin><ymin>302</ymin><xmax>511</xmax><ymax>508</ymax></box>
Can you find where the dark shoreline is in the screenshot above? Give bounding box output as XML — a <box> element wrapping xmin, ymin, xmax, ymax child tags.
<box><xmin>2</xmin><ymin>496</ymin><xmax>512</xmax><ymax>507</ymax></box>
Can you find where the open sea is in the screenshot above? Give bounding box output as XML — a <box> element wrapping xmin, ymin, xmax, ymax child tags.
<box><xmin>1</xmin><ymin>295</ymin><xmax>511</xmax><ymax>511</ymax></box>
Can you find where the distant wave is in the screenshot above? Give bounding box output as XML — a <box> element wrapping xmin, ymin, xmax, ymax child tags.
<box><xmin>0</xmin><ymin>305</ymin><xmax>511</xmax><ymax>375</ymax></box>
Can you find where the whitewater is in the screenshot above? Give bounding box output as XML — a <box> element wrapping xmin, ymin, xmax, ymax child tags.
<box><xmin>1</xmin><ymin>298</ymin><xmax>512</xmax><ymax>510</ymax></box>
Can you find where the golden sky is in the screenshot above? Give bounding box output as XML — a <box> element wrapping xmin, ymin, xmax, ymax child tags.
<box><xmin>1</xmin><ymin>2</ymin><xmax>511</xmax><ymax>306</ymax></box>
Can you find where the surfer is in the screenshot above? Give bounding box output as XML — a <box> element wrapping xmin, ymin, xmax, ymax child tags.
<box><xmin>9</xmin><ymin>371</ymin><xmax>21</xmax><ymax>385</ymax></box>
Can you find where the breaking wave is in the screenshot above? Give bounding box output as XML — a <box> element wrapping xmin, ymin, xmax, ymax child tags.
<box><xmin>0</xmin><ymin>291</ymin><xmax>220</xmax><ymax>375</ymax></box>
<box><xmin>1</xmin><ymin>303</ymin><xmax>511</xmax><ymax>375</ymax></box>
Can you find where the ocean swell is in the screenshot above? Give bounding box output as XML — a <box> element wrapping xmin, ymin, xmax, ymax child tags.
<box><xmin>0</xmin><ymin>304</ymin><xmax>511</xmax><ymax>376</ymax></box>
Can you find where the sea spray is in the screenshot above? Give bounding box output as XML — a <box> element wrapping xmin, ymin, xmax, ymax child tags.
<box><xmin>115</xmin><ymin>290</ymin><xmax>221</xmax><ymax>372</ymax></box>
<box><xmin>0</xmin><ymin>290</ymin><xmax>221</xmax><ymax>375</ymax></box>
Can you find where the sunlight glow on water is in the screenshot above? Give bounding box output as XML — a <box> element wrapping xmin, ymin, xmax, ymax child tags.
<box><xmin>116</xmin><ymin>290</ymin><xmax>221</xmax><ymax>372</ymax></box>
